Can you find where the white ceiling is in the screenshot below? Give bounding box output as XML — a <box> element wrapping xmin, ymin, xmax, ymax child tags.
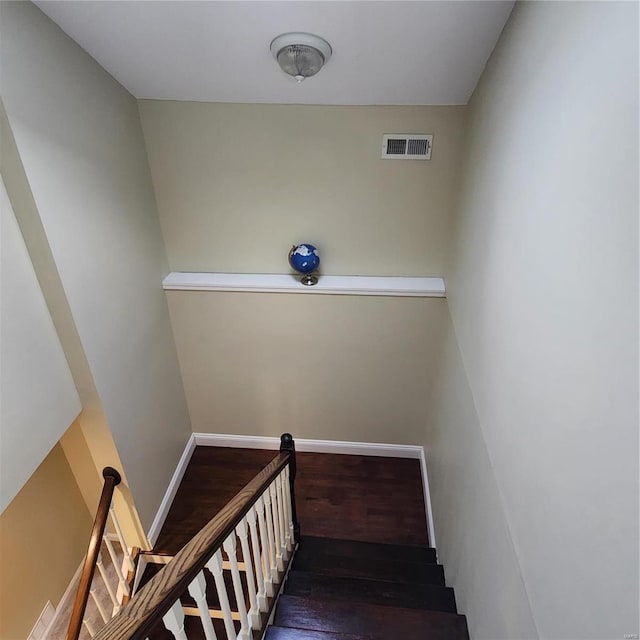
<box><xmin>36</xmin><ymin>1</ymin><xmax>514</xmax><ymax>106</ymax></box>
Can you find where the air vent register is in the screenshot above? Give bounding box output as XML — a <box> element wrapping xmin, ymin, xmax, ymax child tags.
<box><xmin>382</xmin><ymin>134</ymin><xmax>433</xmax><ymax>160</ymax></box>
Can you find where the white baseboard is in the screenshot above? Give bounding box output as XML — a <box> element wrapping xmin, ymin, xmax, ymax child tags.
<box><xmin>193</xmin><ymin>433</ymin><xmax>282</xmax><ymax>450</ymax></box>
<box><xmin>147</xmin><ymin>433</ymin><xmax>196</xmax><ymax>545</ymax></box>
<box><xmin>193</xmin><ymin>432</ymin><xmax>423</xmax><ymax>459</ymax></box>
<box><xmin>191</xmin><ymin>432</ymin><xmax>437</xmax><ymax>549</ymax></box>
<box><xmin>419</xmin><ymin>448</ymin><xmax>438</xmax><ymax>552</ymax></box>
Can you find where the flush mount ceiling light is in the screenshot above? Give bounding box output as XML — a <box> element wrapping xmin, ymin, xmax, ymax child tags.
<box><xmin>270</xmin><ymin>32</ymin><xmax>332</xmax><ymax>83</ymax></box>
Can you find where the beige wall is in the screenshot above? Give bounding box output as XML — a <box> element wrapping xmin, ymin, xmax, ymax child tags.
<box><xmin>139</xmin><ymin>101</ymin><xmax>466</xmax><ymax>276</ymax></box>
<box><xmin>435</xmin><ymin>2</ymin><xmax>638</xmax><ymax>638</ymax></box>
<box><xmin>167</xmin><ymin>291</ymin><xmax>446</xmax><ymax>443</ymax></box>
<box><xmin>0</xmin><ymin>1</ymin><xmax>192</xmax><ymax>530</ymax></box>
<box><xmin>0</xmin><ymin>175</ymin><xmax>81</xmax><ymax>512</ymax></box>
<box><xmin>142</xmin><ymin>100</ymin><xmax>465</xmax><ymax>444</ymax></box>
<box><xmin>0</xmin><ymin>444</ymin><xmax>92</xmax><ymax>640</ymax></box>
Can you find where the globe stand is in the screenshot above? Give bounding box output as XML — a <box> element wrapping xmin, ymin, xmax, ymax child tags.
<box><xmin>300</xmin><ymin>273</ymin><xmax>318</xmax><ymax>286</ymax></box>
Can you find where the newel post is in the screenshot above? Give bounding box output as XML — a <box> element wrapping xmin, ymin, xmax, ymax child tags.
<box><xmin>279</xmin><ymin>433</ymin><xmax>301</xmax><ymax>543</ymax></box>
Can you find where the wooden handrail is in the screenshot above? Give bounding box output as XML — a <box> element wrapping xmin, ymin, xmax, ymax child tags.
<box><xmin>66</xmin><ymin>467</ymin><xmax>122</xmax><ymax>640</ymax></box>
<box><xmin>93</xmin><ymin>449</ymin><xmax>293</xmax><ymax>640</ymax></box>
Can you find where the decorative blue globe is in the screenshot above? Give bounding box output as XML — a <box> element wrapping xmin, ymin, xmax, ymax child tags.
<box><xmin>289</xmin><ymin>244</ymin><xmax>320</xmax><ymax>274</ymax></box>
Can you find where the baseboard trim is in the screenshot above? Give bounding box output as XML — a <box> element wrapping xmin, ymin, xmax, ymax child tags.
<box><xmin>419</xmin><ymin>448</ymin><xmax>438</xmax><ymax>552</ymax></box>
<box><xmin>193</xmin><ymin>432</ymin><xmax>423</xmax><ymax>459</ymax></box>
<box><xmin>192</xmin><ymin>433</ymin><xmax>437</xmax><ymax>548</ymax></box>
<box><xmin>147</xmin><ymin>433</ymin><xmax>196</xmax><ymax>546</ymax></box>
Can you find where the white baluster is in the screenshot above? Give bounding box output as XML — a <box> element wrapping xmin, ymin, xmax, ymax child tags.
<box><xmin>83</xmin><ymin>618</ymin><xmax>95</xmax><ymax>638</ymax></box>
<box><xmin>96</xmin><ymin>553</ymin><xmax>119</xmax><ymax>613</ymax></box>
<box><xmin>283</xmin><ymin>465</ymin><xmax>295</xmax><ymax>550</ymax></box>
<box><xmin>188</xmin><ymin>571</ymin><xmax>218</xmax><ymax>640</ymax></box>
<box><xmin>223</xmin><ymin>533</ymin><xmax>250</xmax><ymax>639</ymax></box>
<box><xmin>256</xmin><ymin>496</ymin><xmax>274</xmax><ymax>596</ymax></box>
<box><xmin>269</xmin><ymin>482</ymin><xmax>284</xmax><ymax>571</ymax></box>
<box><xmin>283</xmin><ymin>471</ymin><xmax>291</xmax><ymax>541</ymax></box>
<box><xmin>109</xmin><ymin>505</ymin><xmax>135</xmax><ymax>572</ymax></box>
<box><xmin>275</xmin><ymin>472</ymin><xmax>288</xmax><ymax>559</ymax></box>
<box><xmin>236</xmin><ymin>517</ymin><xmax>260</xmax><ymax>629</ymax></box>
<box><xmin>104</xmin><ymin>536</ymin><xmax>130</xmax><ymax>597</ymax></box>
<box><xmin>207</xmin><ymin>549</ymin><xmax>236</xmax><ymax>640</ymax></box>
<box><xmin>262</xmin><ymin>488</ymin><xmax>278</xmax><ymax>583</ymax></box>
<box><xmin>90</xmin><ymin>587</ymin><xmax>109</xmax><ymax>623</ymax></box>
<box><xmin>163</xmin><ymin>599</ymin><xmax>188</xmax><ymax>640</ymax></box>
<box><xmin>247</xmin><ymin>505</ymin><xmax>267</xmax><ymax>611</ymax></box>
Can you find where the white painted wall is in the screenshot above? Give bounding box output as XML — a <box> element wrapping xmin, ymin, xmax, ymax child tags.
<box><xmin>425</xmin><ymin>312</ymin><xmax>537</xmax><ymax>639</ymax></box>
<box><xmin>0</xmin><ymin>177</ymin><xmax>81</xmax><ymax>512</ymax></box>
<box><xmin>1</xmin><ymin>101</ymin><xmax>150</xmax><ymax>548</ymax></box>
<box><xmin>434</xmin><ymin>2</ymin><xmax>639</xmax><ymax>638</ymax></box>
<box><xmin>0</xmin><ymin>1</ymin><xmax>192</xmax><ymax>529</ymax></box>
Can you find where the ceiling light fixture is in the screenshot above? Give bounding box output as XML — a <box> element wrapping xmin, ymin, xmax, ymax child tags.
<box><xmin>270</xmin><ymin>32</ymin><xmax>332</xmax><ymax>83</ymax></box>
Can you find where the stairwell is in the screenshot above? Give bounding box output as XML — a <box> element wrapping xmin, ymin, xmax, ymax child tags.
<box><xmin>268</xmin><ymin>535</ymin><xmax>468</xmax><ymax>639</ymax></box>
<box><xmin>127</xmin><ymin>445</ymin><xmax>469</xmax><ymax>640</ymax></box>
<box><xmin>76</xmin><ymin>441</ymin><xmax>468</xmax><ymax>639</ymax></box>
<box><xmin>134</xmin><ymin>533</ymin><xmax>468</xmax><ymax>639</ymax></box>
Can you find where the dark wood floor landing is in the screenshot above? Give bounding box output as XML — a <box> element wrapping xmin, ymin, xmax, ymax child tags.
<box><xmin>154</xmin><ymin>446</ymin><xmax>429</xmax><ymax>554</ymax></box>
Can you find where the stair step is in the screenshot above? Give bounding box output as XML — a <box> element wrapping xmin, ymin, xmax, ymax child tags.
<box><xmin>266</xmin><ymin>627</ymin><xmax>371</xmax><ymax>640</ymax></box>
<box><xmin>293</xmin><ymin>544</ymin><xmax>444</xmax><ymax>585</ymax></box>
<box><xmin>284</xmin><ymin>571</ymin><xmax>457</xmax><ymax>613</ymax></box>
<box><xmin>298</xmin><ymin>535</ymin><xmax>436</xmax><ymax>564</ymax></box>
<box><xmin>274</xmin><ymin>595</ymin><xmax>469</xmax><ymax>640</ymax></box>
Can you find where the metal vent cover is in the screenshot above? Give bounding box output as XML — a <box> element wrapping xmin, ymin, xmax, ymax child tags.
<box><xmin>382</xmin><ymin>134</ymin><xmax>433</xmax><ymax>160</ymax></box>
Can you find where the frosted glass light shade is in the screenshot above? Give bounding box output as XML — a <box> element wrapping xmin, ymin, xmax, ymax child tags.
<box><xmin>270</xmin><ymin>33</ymin><xmax>332</xmax><ymax>83</ymax></box>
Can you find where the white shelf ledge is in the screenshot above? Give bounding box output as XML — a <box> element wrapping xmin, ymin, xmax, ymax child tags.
<box><xmin>162</xmin><ymin>272</ymin><xmax>446</xmax><ymax>298</ymax></box>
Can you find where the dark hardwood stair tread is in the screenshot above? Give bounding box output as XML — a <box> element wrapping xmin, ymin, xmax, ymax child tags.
<box><xmin>266</xmin><ymin>627</ymin><xmax>372</xmax><ymax>640</ymax></box>
<box><xmin>284</xmin><ymin>571</ymin><xmax>457</xmax><ymax>613</ymax></box>
<box><xmin>299</xmin><ymin>535</ymin><xmax>436</xmax><ymax>564</ymax></box>
<box><xmin>293</xmin><ymin>545</ymin><xmax>444</xmax><ymax>585</ymax></box>
<box><xmin>274</xmin><ymin>595</ymin><xmax>469</xmax><ymax>640</ymax></box>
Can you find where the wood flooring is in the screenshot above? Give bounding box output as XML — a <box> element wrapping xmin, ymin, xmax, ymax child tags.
<box><xmin>153</xmin><ymin>446</ymin><xmax>429</xmax><ymax>554</ymax></box>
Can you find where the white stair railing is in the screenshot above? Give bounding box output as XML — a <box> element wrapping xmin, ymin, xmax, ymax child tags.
<box><xmin>95</xmin><ymin>553</ymin><xmax>119</xmax><ymax>614</ymax></box>
<box><xmin>91</xmin><ymin>433</ymin><xmax>300</xmax><ymax>640</ymax></box>
<box><xmin>187</xmin><ymin>571</ymin><xmax>218</xmax><ymax>640</ymax></box>
<box><xmin>110</xmin><ymin>505</ymin><xmax>136</xmax><ymax>573</ymax></box>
